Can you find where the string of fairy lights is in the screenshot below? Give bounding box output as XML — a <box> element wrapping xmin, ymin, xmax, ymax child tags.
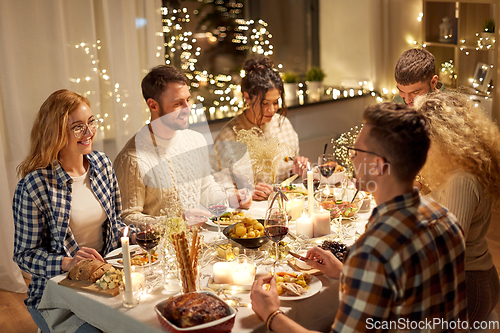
<box><xmin>70</xmin><ymin>40</ymin><xmax>137</xmax><ymax>138</ymax></box>
<box><xmin>161</xmin><ymin>1</ymin><xmax>383</xmax><ymax>124</ymax></box>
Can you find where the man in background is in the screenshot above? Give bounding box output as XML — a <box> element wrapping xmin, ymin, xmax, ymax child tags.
<box><xmin>393</xmin><ymin>48</ymin><xmax>446</xmax><ymax>106</ymax></box>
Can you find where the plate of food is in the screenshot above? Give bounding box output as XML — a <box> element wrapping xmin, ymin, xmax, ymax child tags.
<box><xmin>265</xmin><ymin>272</ymin><xmax>322</xmax><ymax>301</ymax></box>
<box><xmin>105</xmin><ymin>245</ymin><xmax>159</xmax><ymax>268</ymax></box>
<box><xmin>281</xmin><ymin>184</ymin><xmax>309</xmax><ymax>196</ymax></box>
<box><xmin>205</xmin><ymin>211</ymin><xmax>245</xmax><ymax>228</ymax></box>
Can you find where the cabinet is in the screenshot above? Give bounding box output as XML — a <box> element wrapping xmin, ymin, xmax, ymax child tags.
<box><xmin>423</xmin><ymin>0</ymin><xmax>500</xmax><ymax>121</ymax></box>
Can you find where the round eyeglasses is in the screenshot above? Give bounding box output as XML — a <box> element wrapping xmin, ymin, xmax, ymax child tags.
<box><xmin>70</xmin><ymin>119</ymin><xmax>98</xmax><ymax>139</ymax></box>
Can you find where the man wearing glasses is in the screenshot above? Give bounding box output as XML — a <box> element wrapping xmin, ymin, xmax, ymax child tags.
<box><xmin>393</xmin><ymin>48</ymin><xmax>446</xmax><ymax>106</ymax></box>
<box><xmin>251</xmin><ymin>103</ymin><xmax>467</xmax><ymax>332</ymax></box>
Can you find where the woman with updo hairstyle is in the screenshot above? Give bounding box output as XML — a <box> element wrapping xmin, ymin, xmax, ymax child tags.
<box><xmin>13</xmin><ymin>89</ymin><xmax>134</xmax><ymax>332</ymax></box>
<box><xmin>414</xmin><ymin>91</ymin><xmax>500</xmax><ymax>323</ymax></box>
<box><xmin>211</xmin><ymin>57</ymin><xmax>308</xmax><ymax>201</ymax></box>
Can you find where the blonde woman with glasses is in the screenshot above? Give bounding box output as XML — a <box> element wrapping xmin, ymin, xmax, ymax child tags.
<box><xmin>13</xmin><ymin>89</ymin><xmax>134</xmax><ymax>333</ymax></box>
<box><xmin>415</xmin><ymin>91</ymin><xmax>500</xmax><ymax>324</ymax></box>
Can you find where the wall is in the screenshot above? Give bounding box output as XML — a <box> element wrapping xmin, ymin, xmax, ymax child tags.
<box><xmin>319</xmin><ymin>0</ymin><xmax>423</xmax><ymax>92</ymax></box>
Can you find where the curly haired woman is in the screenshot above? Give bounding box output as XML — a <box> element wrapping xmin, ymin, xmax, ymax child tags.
<box><xmin>415</xmin><ymin>91</ymin><xmax>500</xmax><ymax>323</ymax></box>
<box><xmin>210</xmin><ymin>57</ymin><xmax>308</xmax><ymax>200</ymax></box>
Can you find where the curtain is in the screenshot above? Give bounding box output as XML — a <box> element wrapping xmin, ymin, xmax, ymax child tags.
<box><xmin>0</xmin><ymin>0</ymin><xmax>164</xmax><ymax>292</ymax></box>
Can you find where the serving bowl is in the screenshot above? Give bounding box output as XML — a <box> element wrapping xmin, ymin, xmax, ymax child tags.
<box><xmin>223</xmin><ymin>220</ymin><xmax>270</xmax><ymax>249</ymax></box>
<box><xmin>155</xmin><ymin>291</ymin><xmax>236</xmax><ymax>333</ymax></box>
<box><xmin>319</xmin><ymin>170</ymin><xmax>345</xmax><ymax>185</ymax></box>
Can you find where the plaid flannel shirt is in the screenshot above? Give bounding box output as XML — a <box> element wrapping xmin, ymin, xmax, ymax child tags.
<box><xmin>13</xmin><ymin>151</ymin><xmax>129</xmax><ymax>308</ymax></box>
<box><xmin>332</xmin><ymin>190</ymin><xmax>468</xmax><ymax>332</ymax></box>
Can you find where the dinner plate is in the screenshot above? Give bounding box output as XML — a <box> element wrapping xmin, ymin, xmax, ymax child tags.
<box><xmin>205</xmin><ymin>219</ymin><xmax>231</xmax><ymax>228</ymax></box>
<box><xmin>278</xmin><ymin>275</ymin><xmax>322</xmax><ymax>301</ymax></box>
<box><xmin>105</xmin><ymin>245</ymin><xmax>159</xmax><ymax>268</ymax></box>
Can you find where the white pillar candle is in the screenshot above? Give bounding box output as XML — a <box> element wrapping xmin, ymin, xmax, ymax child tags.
<box><xmin>286</xmin><ymin>198</ymin><xmax>305</xmax><ymax>221</ymax></box>
<box><xmin>307</xmin><ymin>169</ymin><xmax>314</xmax><ymax>216</ymax></box>
<box><xmin>312</xmin><ymin>208</ymin><xmax>331</xmax><ymax>238</ymax></box>
<box><xmin>213</xmin><ymin>262</ymin><xmax>234</xmax><ymax>284</ymax></box>
<box><xmin>121</xmin><ymin>227</ymin><xmax>133</xmax><ymax>303</ymax></box>
<box><xmin>295</xmin><ymin>213</ymin><xmax>313</xmax><ymax>238</ymax></box>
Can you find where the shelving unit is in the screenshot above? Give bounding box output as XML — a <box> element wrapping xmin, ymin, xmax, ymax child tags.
<box><xmin>423</xmin><ymin>0</ymin><xmax>500</xmax><ymax>121</ymax></box>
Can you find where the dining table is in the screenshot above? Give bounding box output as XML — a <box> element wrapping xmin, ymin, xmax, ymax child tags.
<box><xmin>38</xmin><ymin>191</ymin><xmax>373</xmax><ymax>333</ymax></box>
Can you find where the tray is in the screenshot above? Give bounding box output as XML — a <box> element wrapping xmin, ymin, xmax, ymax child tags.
<box><xmin>58</xmin><ymin>278</ymin><xmax>119</xmax><ymax>297</ymax></box>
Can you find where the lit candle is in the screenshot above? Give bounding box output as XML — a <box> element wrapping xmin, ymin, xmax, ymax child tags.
<box><xmin>307</xmin><ymin>165</ymin><xmax>314</xmax><ymax>216</ymax></box>
<box><xmin>213</xmin><ymin>262</ymin><xmax>234</xmax><ymax>284</ymax></box>
<box><xmin>295</xmin><ymin>212</ymin><xmax>313</xmax><ymax>238</ymax></box>
<box><xmin>121</xmin><ymin>227</ymin><xmax>133</xmax><ymax>303</ymax></box>
<box><xmin>232</xmin><ymin>268</ymin><xmax>252</xmax><ymax>285</ymax></box>
<box><xmin>231</xmin><ymin>260</ymin><xmax>256</xmax><ymax>285</ymax></box>
<box><xmin>131</xmin><ymin>271</ymin><xmax>145</xmax><ymax>290</ymax></box>
<box><xmin>312</xmin><ymin>208</ymin><xmax>331</xmax><ymax>237</ymax></box>
<box><xmin>285</xmin><ymin>197</ymin><xmax>305</xmax><ymax>221</ymax></box>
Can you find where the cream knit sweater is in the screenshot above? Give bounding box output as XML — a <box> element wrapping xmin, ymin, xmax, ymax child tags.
<box><xmin>114</xmin><ymin>126</ymin><xmax>218</xmax><ymax>224</ymax></box>
<box><xmin>429</xmin><ymin>170</ymin><xmax>494</xmax><ymax>271</ymax></box>
<box><xmin>210</xmin><ymin>112</ymin><xmax>299</xmax><ymax>186</ymax></box>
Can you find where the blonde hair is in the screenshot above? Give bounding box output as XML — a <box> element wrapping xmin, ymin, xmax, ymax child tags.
<box><xmin>414</xmin><ymin>91</ymin><xmax>500</xmax><ymax>205</ymax></box>
<box><xmin>17</xmin><ymin>89</ymin><xmax>90</xmax><ymax>178</ymax></box>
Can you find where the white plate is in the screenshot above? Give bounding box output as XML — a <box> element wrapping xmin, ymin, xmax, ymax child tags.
<box><xmin>205</xmin><ymin>218</ymin><xmax>231</xmax><ymax>228</ymax></box>
<box><xmin>105</xmin><ymin>245</ymin><xmax>159</xmax><ymax>268</ymax></box>
<box><xmin>278</xmin><ymin>275</ymin><xmax>322</xmax><ymax>301</ymax></box>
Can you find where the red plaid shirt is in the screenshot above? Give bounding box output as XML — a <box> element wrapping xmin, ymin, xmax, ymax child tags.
<box><xmin>332</xmin><ymin>189</ymin><xmax>468</xmax><ymax>332</ymax></box>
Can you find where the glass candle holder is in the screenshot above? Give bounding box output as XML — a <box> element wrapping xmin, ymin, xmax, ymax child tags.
<box><xmin>231</xmin><ymin>254</ymin><xmax>256</xmax><ymax>286</ymax></box>
<box><xmin>119</xmin><ymin>282</ymin><xmax>142</xmax><ymax>308</ymax></box>
<box><xmin>285</xmin><ymin>193</ymin><xmax>305</xmax><ymax>221</ymax></box>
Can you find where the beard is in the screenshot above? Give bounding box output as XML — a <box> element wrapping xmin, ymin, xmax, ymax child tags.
<box><xmin>159</xmin><ymin>105</ymin><xmax>190</xmax><ymax>131</ymax></box>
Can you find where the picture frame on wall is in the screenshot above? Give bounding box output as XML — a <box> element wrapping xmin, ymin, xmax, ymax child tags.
<box><xmin>472</xmin><ymin>62</ymin><xmax>493</xmax><ymax>93</ymax></box>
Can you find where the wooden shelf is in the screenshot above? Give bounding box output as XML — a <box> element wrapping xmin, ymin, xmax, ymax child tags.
<box><xmin>423</xmin><ymin>0</ymin><xmax>500</xmax><ymax>120</ymax></box>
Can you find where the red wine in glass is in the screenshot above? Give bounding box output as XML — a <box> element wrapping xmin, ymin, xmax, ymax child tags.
<box><xmin>318</xmin><ymin>154</ymin><xmax>337</xmax><ymax>178</ymax></box>
<box><xmin>136</xmin><ymin>231</ymin><xmax>160</xmax><ymax>251</ymax></box>
<box><xmin>319</xmin><ymin>163</ymin><xmax>336</xmax><ymax>178</ymax></box>
<box><xmin>265</xmin><ymin>225</ymin><xmax>289</xmax><ymax>243</ymax></box>
<box><xmin>208</xmin><ymin>204</ymin><xmax>227</xmax><ymax>217</ymax></box>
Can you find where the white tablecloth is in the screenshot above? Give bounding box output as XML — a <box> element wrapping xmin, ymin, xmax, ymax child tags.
<box><xmin>38</xmin><ymin>200</ymin><xmax>371</xmax><ymax>333</ymax></box>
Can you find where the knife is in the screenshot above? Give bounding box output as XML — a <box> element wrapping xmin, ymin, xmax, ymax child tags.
<box><xmin>280</xmin><ymin>174</ymin><xmax>298</xmax><ymax>187</ymax></box>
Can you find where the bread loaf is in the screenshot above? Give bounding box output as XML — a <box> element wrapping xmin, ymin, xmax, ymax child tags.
<box><xmin>67</xmin><ymin>259</ymin><xmax>113</xmax><ymax>283</ymax></box>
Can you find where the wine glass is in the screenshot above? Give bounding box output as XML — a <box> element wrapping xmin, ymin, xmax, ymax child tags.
<box><xmin>264</xmin><ymin>207</ymin><xmax>289</xmax><ymax>275</ymax></box>
<box><xmin>318</xmin><ymin>154</ymin><xmax>336</xmax><ymax>179</ymax></box>
<box><xmin>136</xmin><ymin>217</ymin><xmax>163</xmax><ymax>280</ymax></box>
<box><xmin>315</xmin><ymin>183</ymin><xmax>334</xmax><ymax>209</ymax></box>
<box><xmin>206</xmin><ymin>185</ymin><xmax>229</xmax><ymax>241</ymax></box>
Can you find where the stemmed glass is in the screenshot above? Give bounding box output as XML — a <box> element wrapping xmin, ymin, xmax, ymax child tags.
<box><xmin>136</xmin><ymin>218</ymin><xmax>163</xmax><ymax>280</ymax></box>
<box><xmin>206</xmin><ymin>185</ymin><xmax>229</xmax><ymax>241</ymax></box>
<box><xmin>318</xmin><ymin>154</ymin><xmax>337</xmax><ymax>179</ymax></box>
<box><xmin>264</xmin><ymin>207</ymin><xmax>289</xmax><ymax>274</ymax></box>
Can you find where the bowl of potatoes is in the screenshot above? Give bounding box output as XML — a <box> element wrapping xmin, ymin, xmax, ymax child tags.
<box><xmin>223</xmin><ymin>217</ymin><xmax>270</xmax><ymax>249</ymax></box>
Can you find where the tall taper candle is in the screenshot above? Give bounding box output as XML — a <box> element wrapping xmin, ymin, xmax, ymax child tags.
<box><xmin>121</xmin><ymin>227</ymin><xmax>133</xmax><ymax>304</ymax></box>
<box><xmin>307</xmin><ymin>169</ymin><xmax>314</xmax><ymax>216</ymax></box>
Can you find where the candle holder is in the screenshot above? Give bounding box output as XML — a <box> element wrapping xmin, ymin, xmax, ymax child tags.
<box><xmin>119</xmin><ymin>282</ymin><xmax>142</xmax><ymax>308</ymax></box>
<box><xmin>231</xmin><ymin>254</ymin><xmax>256</xmax><ymax>286</ymax></box>
<box><xmin>284</xmin><ymin>193</ymin><xmax>305</xmax><ymax>221</ymax></box>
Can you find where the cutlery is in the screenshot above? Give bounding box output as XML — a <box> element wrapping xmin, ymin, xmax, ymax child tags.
<box><xmin>104</xmin><ymin>248</ymin><xmax>142</xmax><ymax>261</ymax></box>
